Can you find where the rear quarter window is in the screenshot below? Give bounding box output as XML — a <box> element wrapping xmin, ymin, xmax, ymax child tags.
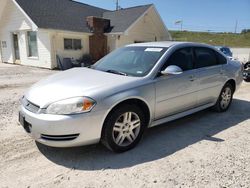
<box><xmin>215</xmin><ymin>51</ymin><xmax>227</xmax><ymax>64</ymax></box>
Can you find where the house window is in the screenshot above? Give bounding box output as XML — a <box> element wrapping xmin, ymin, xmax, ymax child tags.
<box><xmin>2</xmin><ymin>41</ymin><xmax>7</xmax><ymax>48</ymax></box>
<box><xmin>27</xmin><ymin>31</ymin><xmax>38</xmax><ymax>57</ymax></box>
<box><xmin>64</xmin><ymin>38</ymin><xmax>82</xmax><ymax>50</ymax></box>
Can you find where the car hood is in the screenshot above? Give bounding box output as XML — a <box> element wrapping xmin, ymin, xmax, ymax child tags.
<box><xmin>25</xmin><ymin>68</ymin><xmax>140</xmax><ymax>108</ymax></box>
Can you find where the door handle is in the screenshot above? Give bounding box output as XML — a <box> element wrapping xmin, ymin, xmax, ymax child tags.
<box><xmin>220</xmin><ymin>70</ymin><xmax>225</xmax><ymax>75</ymax></box>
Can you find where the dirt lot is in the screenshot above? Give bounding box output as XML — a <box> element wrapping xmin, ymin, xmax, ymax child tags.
<box><xmin>0</xmin><ymin>63</ymin><xmax>250</xmax><ymax>188</ymax></box>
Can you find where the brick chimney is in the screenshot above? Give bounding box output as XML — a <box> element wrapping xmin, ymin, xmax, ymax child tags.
<box><xmin>86</xmin><ymin>17</ymin><xmax>110</xmax><ymax>62</ymax></box>
<box><xmin>86</xmin><ymin>16</ymin><xmax>110</xmax><ymax>33</ymax></box>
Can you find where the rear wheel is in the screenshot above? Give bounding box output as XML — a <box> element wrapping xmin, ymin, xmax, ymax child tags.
<box><xmin>244</xmin><ymin>61</ymin><xmax>250</xmax><ymax>69</ymax></box>
<box><xmin>101</xmin><ymin>104</ymin><xmax>146</xmax><ymax>152</ymax></box>
<box><xmin>213</xmin><ymin>83</ymin><xmax>234</xmax><ymax>112</ymax></box>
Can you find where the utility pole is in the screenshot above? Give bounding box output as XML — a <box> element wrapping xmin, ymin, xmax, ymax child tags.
<box><xmin>234</xmin><ymin>20</ymin><xmax>238</xmax><ymax>33</ymax></box>
<box><xmin>175</xmin><ymin>20</ymin><xmax>183</xmax><ymax>31</ymax></box>
<box><xmin>116</xmin><ymin>0</ymin><xmax>119</xmax><ymax>10</ymax></box>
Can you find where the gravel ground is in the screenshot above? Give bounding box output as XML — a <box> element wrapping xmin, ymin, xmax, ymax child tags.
<box><xmin>0</xmin><ymin>63</ymin><xmax>250</xmax><ymax>188</ymax></box>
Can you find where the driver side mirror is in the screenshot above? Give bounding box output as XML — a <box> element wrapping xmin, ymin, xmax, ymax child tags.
<box><xmin>161</xmin><ymin>65</ymin><xmax>183</xmax><ymax>75</ymax></box>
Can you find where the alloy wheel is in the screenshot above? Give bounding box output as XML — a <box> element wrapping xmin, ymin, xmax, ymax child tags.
<box><xmin>220</xmin><ymin>87</ymin><xmax>232</xmax><ymax>110</ymax></box>
<box><xmin>112</xmin><ymin>112</ymin><xmax>141</xmax><ymax>147</ymax></box>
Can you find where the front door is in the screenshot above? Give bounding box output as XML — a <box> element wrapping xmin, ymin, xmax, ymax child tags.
<box><xmin>13</xmin><ymin>34</ymin><xmax>20</xmax><ymax>62</ymax></box>
<box><xmin>154</xmin><ymin>47</ymin><xmax>198</xmax><ymax>120</ymax></box>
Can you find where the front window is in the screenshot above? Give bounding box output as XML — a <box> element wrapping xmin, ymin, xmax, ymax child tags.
<box><xmin>163</xmin><ymin>47</ymin><xmax>194</xmax><ymax>71</ymax></box>
<box><xmin>64</xmin><ymin>38</ymin><xmax>82</xmax><ymax>50</ymax></box>
<box><xmin>93</xmin><ymin>47</ymin><xmax>167</xmax><ymax>77</ymax></box>
<box><xmin>27</xmin><ymin>31</ymin><xmax>38</xmax><ymax>57</ymax></box>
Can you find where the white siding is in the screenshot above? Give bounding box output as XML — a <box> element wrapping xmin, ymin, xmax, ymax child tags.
<box><xmin>0</xmin><ymin>0</ymin><xmax>52</xmax><ymax>68</ymax></box>
<box><xmin>107</xmin><ymin>35</ymin><xmax>116</xmax><ymax>52</ymax></box>
<box><xmin>0</xmin><ymin>0</ymin><xmax>32</xmax><ymax>64</ymax></box>
<box><xmin>18</xmin><ymin>30</ymin><xmax>52</xmax><ymax>68</ymax></box>
<box><xmin>49</xmin><ymin>31</ymin><xmax>89</xmax><ymax>68</ymax></box>
<box><xmin>0</xmin><ymin>0</ymin><xmax>8</xmax><ymax>24</ymax></box>
<box><xmin>115</xmin><ymin>7</ymin><xmax>171</xmax><ymax>49</ymax></box>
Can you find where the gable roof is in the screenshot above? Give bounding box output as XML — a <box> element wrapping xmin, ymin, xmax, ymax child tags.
<box><xmin>15</xmin><ymin>0</ymin><xmax>152</xmax><ymax>33</ymax></box>
<box><xmin>15</xmin><ymin>0</ymin><xmax>107</xmax><ymax>33</ymax></box>
<box><xmin>103</xmin><ymin>4</ymin><xmax>152</xmax><ymax>33</ymax></box>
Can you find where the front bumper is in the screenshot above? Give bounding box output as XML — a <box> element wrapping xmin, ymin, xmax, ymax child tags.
<box><xmin>19</xmin><ymin>105</ymin><xmax>106</xmax><ymax>147</ymax></box>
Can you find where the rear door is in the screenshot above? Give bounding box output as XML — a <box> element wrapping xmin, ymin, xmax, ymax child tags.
<box><xmin>194</xmin><ymin>47</ymin><xmax>226</xmax><ymax>105</ymax></box>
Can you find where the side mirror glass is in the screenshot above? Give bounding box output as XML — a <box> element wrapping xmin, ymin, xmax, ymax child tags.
<box><xmin>161</xmin><ymin>65</ymin><xmax>183</xmax><ymax>75</ymax></box>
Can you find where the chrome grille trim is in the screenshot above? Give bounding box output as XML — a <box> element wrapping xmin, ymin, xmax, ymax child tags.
<box><xmin>22</xmin><ymin>97</ymin><xmax>40</xmax><ymax>113</ymax></box>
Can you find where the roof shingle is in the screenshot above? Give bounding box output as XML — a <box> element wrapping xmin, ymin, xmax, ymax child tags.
<box><xmin>15</xmin><ymin>0</ymin><xmax>107</xmax><ymax>33</ymax></box>
<box><xmin>103</xmin><ymin>4</ymin><xmax>152</xmax><ymax>33</ymax></box>
<box><xmin>15</xmin><ymin>0</ymin><xmax>152</xmax><ymax>33</ymax></box>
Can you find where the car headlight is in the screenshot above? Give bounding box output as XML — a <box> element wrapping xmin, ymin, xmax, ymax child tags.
<box><xmin>46</xmin><ymin>97</ymin><xmax>96</xmax><ymax>115</ymax></box>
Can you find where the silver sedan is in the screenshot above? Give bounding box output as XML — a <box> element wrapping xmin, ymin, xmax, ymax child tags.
<box><xmin>19</xmin><ymin>42</ymin><xmax>243</xmax><ymax>152</ymax></box>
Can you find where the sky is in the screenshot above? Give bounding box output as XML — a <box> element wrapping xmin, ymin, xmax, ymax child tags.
<box><xmin>77</xmin><ymin>0</ymin><xmax>250</xmax><ymax>33</ymax></box>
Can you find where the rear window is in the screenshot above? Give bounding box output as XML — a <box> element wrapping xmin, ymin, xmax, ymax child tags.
<box><xmin>194</xmin><ymin>47</ymin><xmax>218</xmax><ymax>68</ymax></box>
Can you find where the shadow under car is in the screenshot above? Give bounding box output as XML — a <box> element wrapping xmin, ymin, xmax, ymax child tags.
<box><xmin>36</xmin><ymin>99</ymin><xmax>250</xmax><ymax>171</ymax></box>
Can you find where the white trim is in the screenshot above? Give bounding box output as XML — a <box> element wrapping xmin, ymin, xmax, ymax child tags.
<box><xmin>11</xmin><ymin>0</ymin><xmax>38</xmax><ymax>30</ymax></box>
<box><xmin>105</xmin><ymin>32</ymin><xmax>124</xmax><ymax>35</ymax></box>
<box><xmin>39</xmin><ymin>28</ymin><xmax>93</xmax><ymax>36</ymax></box>
<box><xmin>27</xmin><ymin>56</ymin><xmax>39</xmax><ymax>60</ymax></box>
<box><xmin>124</xmin><ymin>5</ymin><xmax>153</xmax><ymax>35</ymax></box>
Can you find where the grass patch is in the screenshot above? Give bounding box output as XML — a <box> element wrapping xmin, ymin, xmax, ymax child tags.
<box><xmin>169</xmin><ymin>31</ymin><xmax>250</xmax><ymax>48</ymax></box>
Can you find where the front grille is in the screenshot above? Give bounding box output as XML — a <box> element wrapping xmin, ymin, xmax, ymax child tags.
<box><xmin>22</xmin><ymin>97</ymin><xmax>40</xmax><ymax>113</ymax></box>
<box><xmin>41</xmin><ymin>134</ymin><xmax>80</xmax><ymax>141</ymax></box>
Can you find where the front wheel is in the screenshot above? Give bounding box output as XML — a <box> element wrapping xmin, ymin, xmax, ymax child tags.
<box><xmin>213</xmin><ymin>83</ymin><xmax>234</xmax><ymax>112</ymax></box>
<box><xmin>101</xmin><ymin>104</ymin><xmax>146</xmax><ymax>153</ymax></box>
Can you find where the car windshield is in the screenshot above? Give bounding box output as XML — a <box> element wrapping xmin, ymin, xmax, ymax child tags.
<box><xmin>92</xmin><ymin>46</ymin><xmax>167</xmax><ymax>77</ymax></box>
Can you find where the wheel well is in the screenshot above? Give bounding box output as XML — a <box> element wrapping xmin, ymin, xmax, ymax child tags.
<box><xmin>102</xmin><ymin>99</ymin><xmax>151</xmax><ymax>135</ymax></box>
<box><xmin>226</xmin><ymin>79</ymin><xmax>236</xmax><ymax>93</ymax></box>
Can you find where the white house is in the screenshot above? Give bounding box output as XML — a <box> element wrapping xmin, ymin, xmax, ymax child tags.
<box><xmin>0</xmin><ymin>0</ymin><xmax>171</xmax><ymax>69</ymax></box>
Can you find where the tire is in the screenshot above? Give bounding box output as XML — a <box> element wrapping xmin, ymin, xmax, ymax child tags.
<box><xmin>101</xmin><ymin>104</ymin><xmax>146</xmax><ymax>153</ymax></box>
<box><xmin>244</xmin><ymin>62</ymin><xmax>250</xmax><ymax>70</ymax></box>
<box><xmin>245</xmin><ymin>78</ymin><xmax>250</xmax><ymax>82</ymax></box>
<box><xmin>213</xmin><ymin>83</ymin><xmax>234</xmax><ymax>112</ymax></box>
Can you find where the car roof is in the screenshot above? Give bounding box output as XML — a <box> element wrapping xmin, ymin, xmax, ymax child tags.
<box><xmin>126</xmin><ymin>41</ymin><xmax>229</xmax><ymax>59</ymax></box>
<box><xmin>127</xmin><ymin>41</ymin><xmax>212</xmax><ymax>48</ymax></box>
<box><xmin>215</xmin><ymin>46</ymin><xmax>230</xmax><ymax>49</ymax></box>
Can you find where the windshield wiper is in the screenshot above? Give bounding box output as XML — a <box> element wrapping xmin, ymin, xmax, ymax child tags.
<box><xmin>106</xmin><ymin>70</ymin><xmax>128</xmax><ymax>76</ymax></box>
